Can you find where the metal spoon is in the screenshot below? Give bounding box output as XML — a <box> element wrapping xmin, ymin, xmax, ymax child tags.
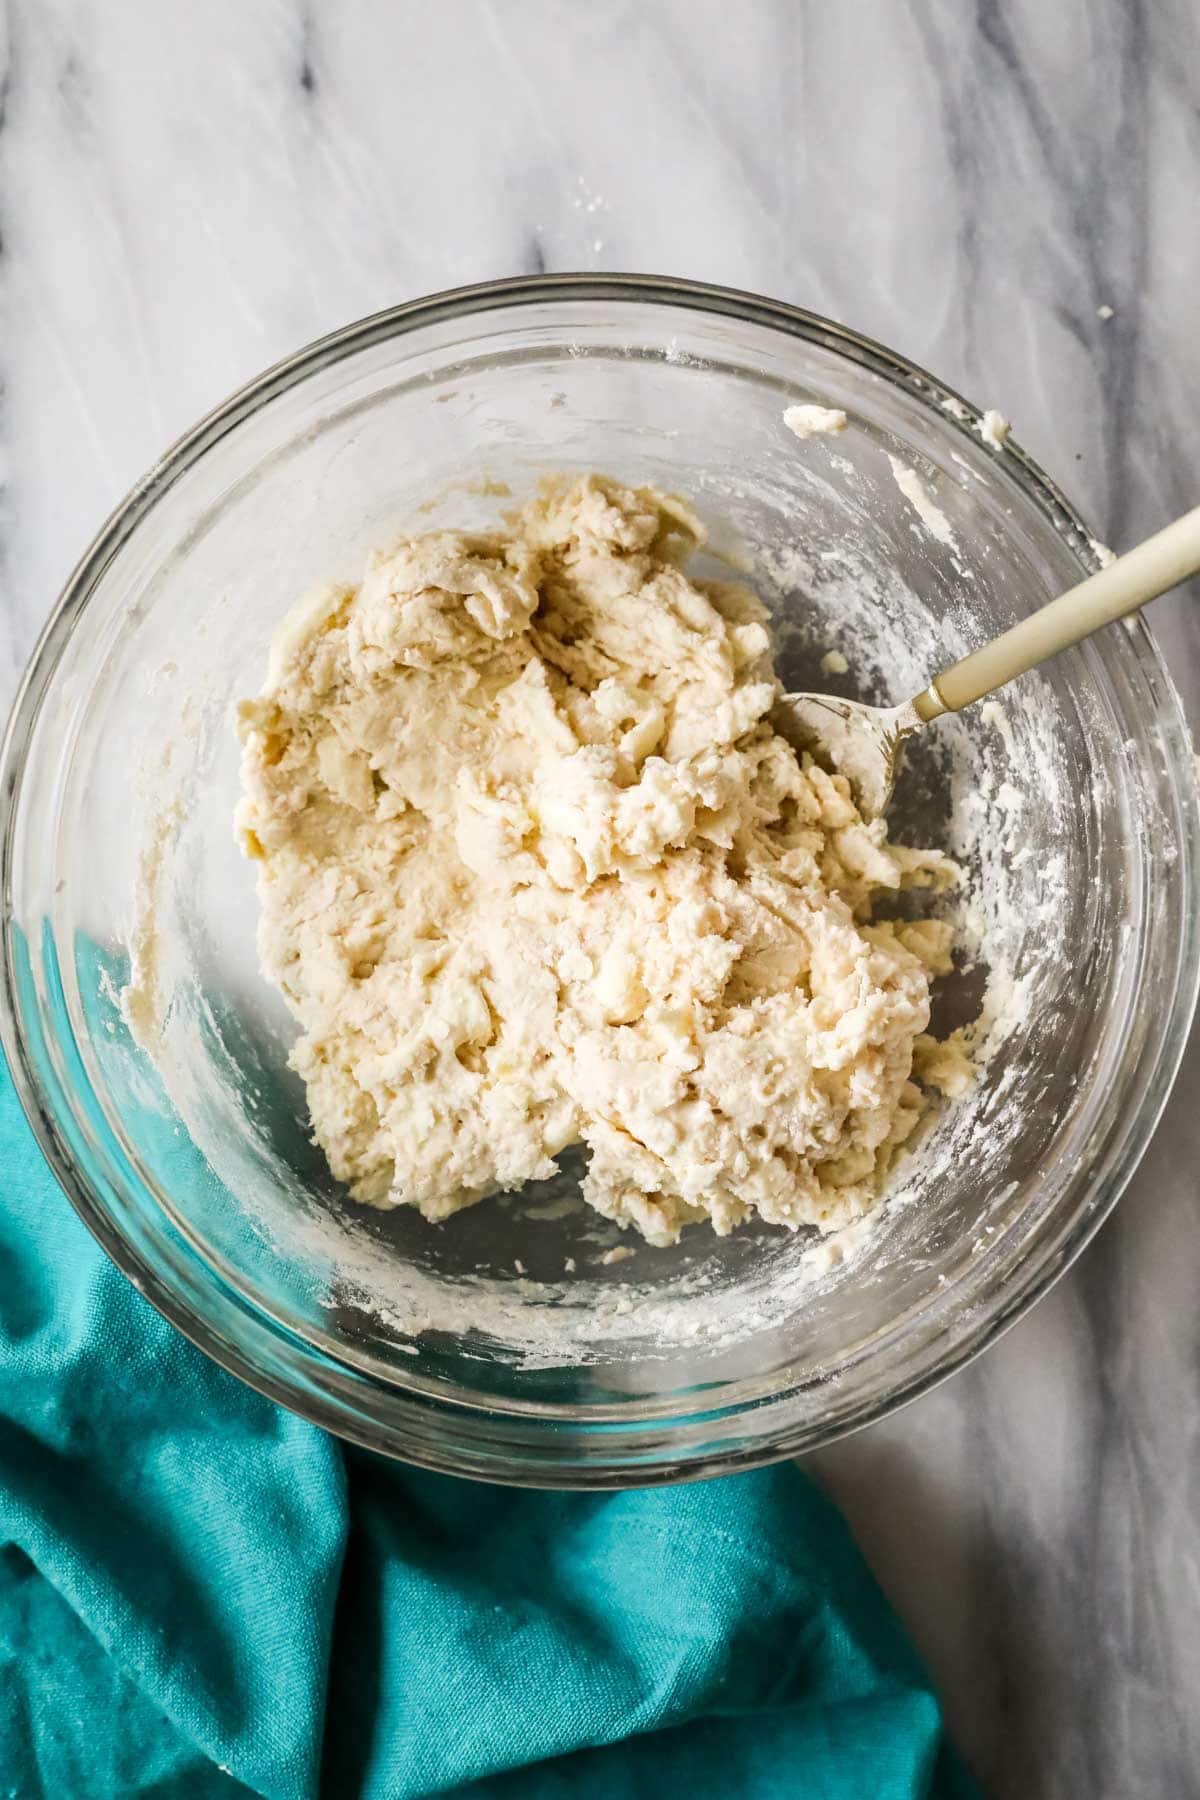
<box><xmin>775</xmin><ymin>504</ymin><xmax>1200</xmax><ymax>819</ymax></box>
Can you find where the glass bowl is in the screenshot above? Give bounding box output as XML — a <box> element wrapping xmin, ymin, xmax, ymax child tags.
<box><xmin>3</xmin><ymin>275</ymin><xmax>1197</xmax><ymax>1486</ymax></box>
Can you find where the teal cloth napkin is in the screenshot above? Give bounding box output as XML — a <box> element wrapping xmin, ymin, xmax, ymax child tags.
<box><xmin>0</xmin><ymin>1056</ymin><xmax>977</xmax><ymax>1799</ymax></box>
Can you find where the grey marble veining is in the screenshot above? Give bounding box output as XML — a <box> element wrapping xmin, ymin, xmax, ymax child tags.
<box><xmin>2</xmin><ymin>3</ymin><xmax>1198</xmax><ymax>1793</ymax></box>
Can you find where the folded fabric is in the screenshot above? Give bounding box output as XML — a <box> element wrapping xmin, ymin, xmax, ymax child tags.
<box><xmin>0</xmin><ymin>1056</ymin><xmax>977</xmax><ymax>1799</ymax></box>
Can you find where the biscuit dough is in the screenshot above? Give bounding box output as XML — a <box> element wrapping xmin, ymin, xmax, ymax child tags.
<box><xmin>237</xmin><ymin>476</ymin><xmax>967</xmax><ymax>1246</ymax></box>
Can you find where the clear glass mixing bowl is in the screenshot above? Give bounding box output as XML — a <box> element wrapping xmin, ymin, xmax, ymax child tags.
<box><xmin>3</xmin><ymin>276</ymin><xmax>1197</xmax><ymax>1485</ymax></box>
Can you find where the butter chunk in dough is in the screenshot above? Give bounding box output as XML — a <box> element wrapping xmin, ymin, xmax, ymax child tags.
<box><xmin>237</xmin><ymin>475</ymin><xmax>966</xmax><ymax>1247</ymax></box>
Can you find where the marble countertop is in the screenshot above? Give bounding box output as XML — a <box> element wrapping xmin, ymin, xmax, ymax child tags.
<box><xmin>4</xmin><ymin>3</ymin><xmax>1198</xmax><ymax>1792</ymax></box>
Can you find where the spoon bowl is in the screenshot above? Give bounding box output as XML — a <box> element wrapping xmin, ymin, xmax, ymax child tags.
<box><xmin>773</xmin><ymin>693</ymin><xmax>919</xmax><ymax>820</ymax></box>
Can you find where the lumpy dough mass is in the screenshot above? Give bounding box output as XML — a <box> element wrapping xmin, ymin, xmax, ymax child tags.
<box><xmin>237</xmin><ymin>476</ymin><xmax>969</xmax><ymax>1247</ymax></box>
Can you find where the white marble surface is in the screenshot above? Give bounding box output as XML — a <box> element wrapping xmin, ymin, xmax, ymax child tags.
<box><xmin>3</xmin><ymin>3</ymin><xmax>1198</xmax><ymax>1792</ymax></box>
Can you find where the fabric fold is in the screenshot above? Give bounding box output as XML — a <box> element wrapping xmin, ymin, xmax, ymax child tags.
<box><xmin>0</xmin><ymin>1060</ymin><xmax>975</xmax><ymax>1799</ymax></box>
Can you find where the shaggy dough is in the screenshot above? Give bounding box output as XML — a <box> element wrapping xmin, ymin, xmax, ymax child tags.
<box><xmin>237</xmin><ymin>476</ymin><xmax>968</xmax><ymax>1247</ymax></box>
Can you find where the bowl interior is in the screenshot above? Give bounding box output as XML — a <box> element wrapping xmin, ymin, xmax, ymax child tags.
<box><xmin>6</xmin><ymin>288</ymin><xmax>1188</xmax><ymax>1462</ymax></box>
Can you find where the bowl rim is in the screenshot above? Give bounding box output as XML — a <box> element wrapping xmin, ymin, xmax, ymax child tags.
<box><xmin>3</xmin><ymin>271</ymin><xmax>1198</xmax><ymax>1486</ymax></box>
